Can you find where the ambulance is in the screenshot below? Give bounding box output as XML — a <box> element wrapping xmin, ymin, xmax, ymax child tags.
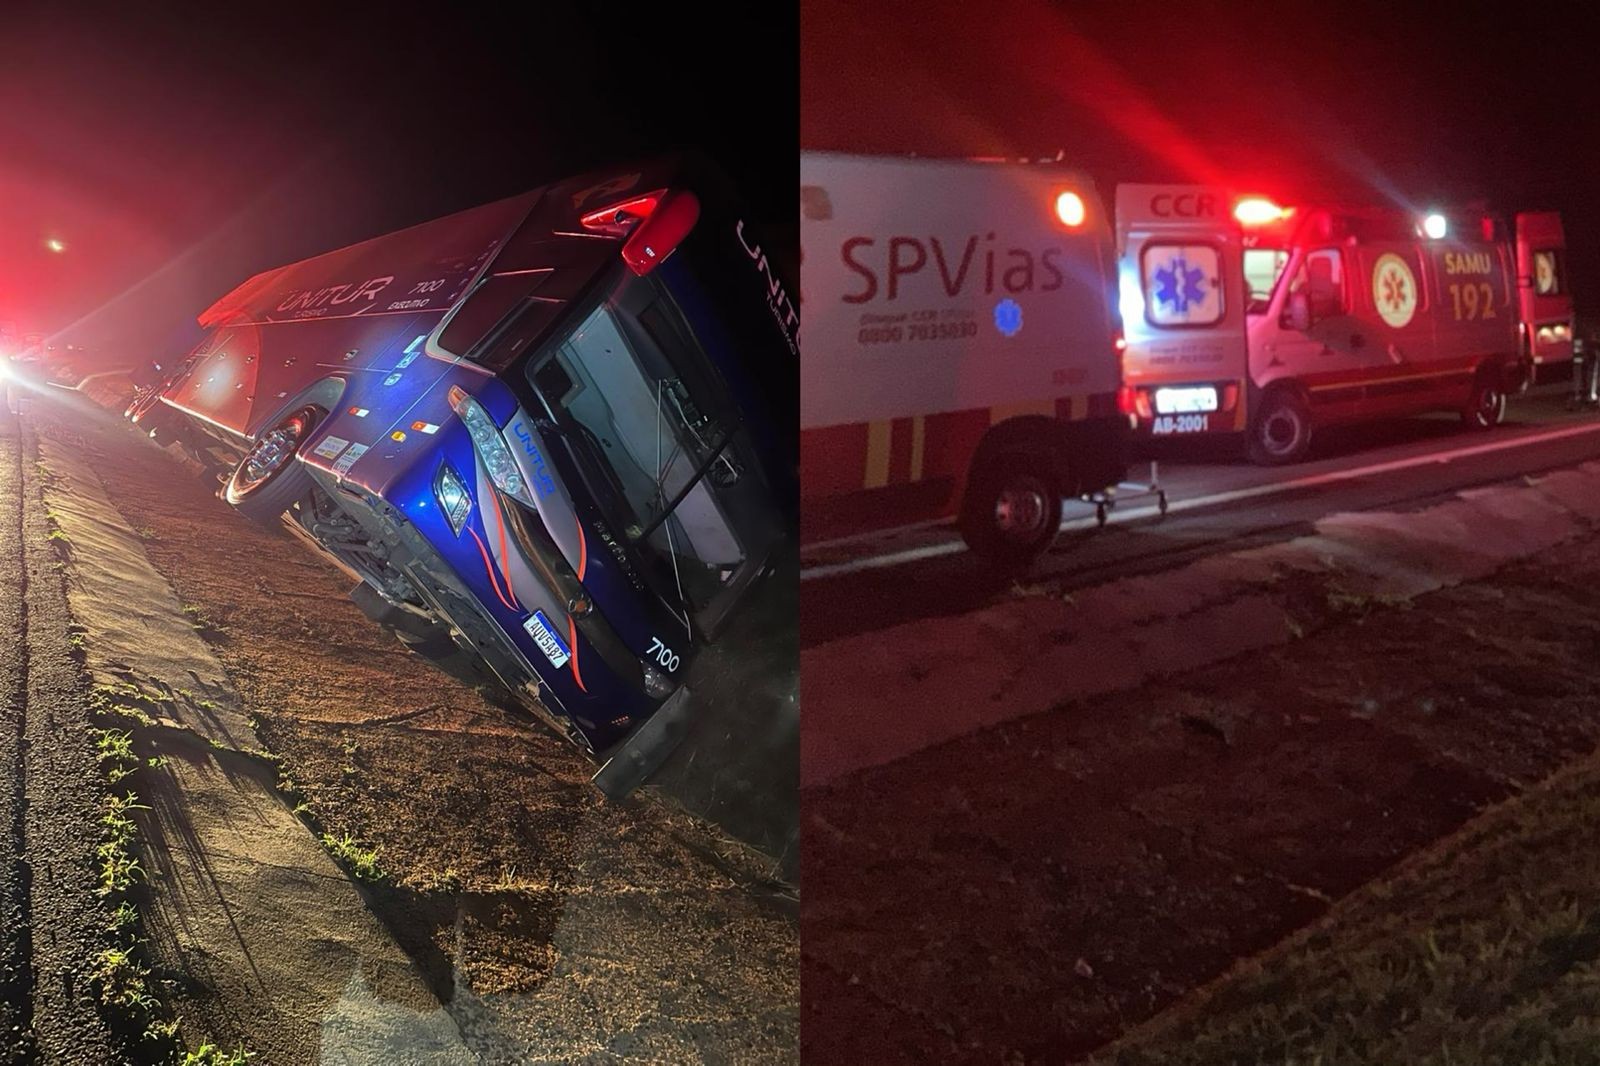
<box><xmin>1116</xmin><ymin>187</ymin><xmax>1574</xmax><ymax>463</ymax></box>
<box><xmin>801</xmin><ymin>152</ymin><xmax>1130</xmax><ymax>566</ymax></box>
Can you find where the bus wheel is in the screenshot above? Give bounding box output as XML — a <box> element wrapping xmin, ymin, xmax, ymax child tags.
<box><xmin>224</xmin><ymin>406</ymin><xmax>320</xmax><ymax>523</ymax></box>
<box><xmin>961</xmin><ymin>455</ymin><xmax>1062</xmax><ymax>569</ymax></box>
<box><xmin>1463</xmin><ymin>370</ymin><xmax>1506</xmax><ymax>430</ymax></box>
<box><xmin>1248</xmin><ymin>388</ymin><xmax>1312</xmax><ymax>465</ymax></box>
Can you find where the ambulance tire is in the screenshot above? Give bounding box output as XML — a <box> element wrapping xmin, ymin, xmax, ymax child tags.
<box><xmin>960</xmin><ymin>454</ymin><xmax>1062</xmax><ymax>570</ymax></box>
<box><xmin>1248</xmin><ymin>387</ymin><xmax>1313</xmax><ymax>465</ymax></box>
<box><xmin>1462</xmin><ymin>369</ymin><xmax>1507</xmax><ymax>430</ymax></box>
<box><xmin>224</xmin><ymin>406</ymin><xmax>321</xmax><ymax>524</ymax></box>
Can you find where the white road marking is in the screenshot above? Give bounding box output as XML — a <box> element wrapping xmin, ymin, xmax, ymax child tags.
<box><xmin>801</xmin><ymin>419</ymin><xmax>1600</xmax><ymax>581</ymax></box>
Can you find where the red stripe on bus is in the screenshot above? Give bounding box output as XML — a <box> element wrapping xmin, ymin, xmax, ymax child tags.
<box><xmin>566</xmin><ymin>616</ymin><xmax>586</xmax><ymax>692</ymax></box>
<box><xmin>486</xmin><ymin>486</ymin><xmax>520</xmax><ymax>609</ymax></box>
<box><xmin>468</xmin><ymin>527</ymin><xmax>518</xmax><ymax>612</ymax></box>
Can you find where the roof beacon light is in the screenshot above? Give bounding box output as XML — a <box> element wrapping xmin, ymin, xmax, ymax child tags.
<box><xmin>1055</xmin><ymin>190</ymin><xmax>1086</xmax><ymax>228</ymax></box>
<box><xmin>1233</xmin><ymin>198</ymin><xmax>1285</xmax><ymax>226</ymax></box>
<box><xmin>1423</xmin><ymin>212</ymin><xmax>1448</xmax><ymax>240</ymax></box>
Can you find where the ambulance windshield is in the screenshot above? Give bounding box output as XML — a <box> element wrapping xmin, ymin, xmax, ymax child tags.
<box><xmin>1243</xmin><ymin>248</ymin><xmax>1290</xmax><ymax>314</ymax></box>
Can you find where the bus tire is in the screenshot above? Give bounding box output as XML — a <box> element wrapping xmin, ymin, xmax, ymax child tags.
<box><xmin>1462</xmin><ymin>367</ymin><xmax>1506</xmax><ymax>430</ymax></box>
<box><xmin>223</xmin><ymin>406</ymin><xmax>320</xmax><ymax>524</ymax></box>
<box><xmin>1248</xmin><ymin>386</ymin><xmax>1312</xmax><ymax>465</ymax></box>
<box><xmin>960</xmin><ymin>453</ymin><xmax>1062</xmax><ymax>569</ymax></box>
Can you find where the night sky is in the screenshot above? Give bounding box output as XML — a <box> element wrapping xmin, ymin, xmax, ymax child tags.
<box><xmin>805</xmin><ymin>0</ymin><xmax>1600</xmax><ymax>317</ymax></box>
<box><xmin>0</xmin><ymin>2</ymin><xmax>796</xmax><ymax>361</ymax></box>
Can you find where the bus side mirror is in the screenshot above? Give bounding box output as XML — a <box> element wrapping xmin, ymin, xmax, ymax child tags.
<box><xmin>1282</xmin><ymin>290</ymin><xmax>1312</xmax><ymax>332</ymax></box>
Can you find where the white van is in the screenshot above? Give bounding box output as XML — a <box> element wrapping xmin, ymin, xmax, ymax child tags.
<box><xmin>801</xmin><ymin>152</ymin><xmax>1130</xmax><ymax>565</ymax></box>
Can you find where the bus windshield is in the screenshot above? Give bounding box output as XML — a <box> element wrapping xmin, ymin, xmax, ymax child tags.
<box><xmin>526</xmin><ymin>266</ymin><xmax>765</xmax><ymax>627</ymax></box>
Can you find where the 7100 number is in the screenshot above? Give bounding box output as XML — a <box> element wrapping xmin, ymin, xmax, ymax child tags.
<box><xmin>647</xmin><ymin>637</ymin><xmax>681</xmax><ymax>673</ymax></box>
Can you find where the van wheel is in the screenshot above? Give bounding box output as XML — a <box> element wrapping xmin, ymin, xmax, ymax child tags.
<box><xmin>1463</xmin><ymin>370</ymin><xmax>1506</xmax><ymax>430</ymax></box>
<box><xmin>224</xmin><ymin>406</ymin><xmax>320</xmax><ymax>523</ymax></box>
<box><xmin>960</xmin><ymin>454</ymin><xmax>1062</xmax><ymax>569</ymax></box>
<box><xmin>1248</xmin><ymin>388</ymin><xmax>1312</xmax><ymax>465</ymax></box>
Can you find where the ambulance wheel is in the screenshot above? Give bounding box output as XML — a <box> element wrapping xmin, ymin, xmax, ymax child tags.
<box><xmin>1463</xmin><ymin>371</ymin><xmax>1506</xmax><ymax>430</ymax></box>
<box><xmin>1248</xmin><ymin>388</ymin><xmax>1312</xmax><ymax>465</ymax></box>
<box><xmin>224</xmin><ymin>406</ymin><xmax>320</xmax><ymax>523</ymax></box>
<box><xmin>961</xmin><ymin>455</ymin><xmax>1062</xmax><ymax>569</ymax></box>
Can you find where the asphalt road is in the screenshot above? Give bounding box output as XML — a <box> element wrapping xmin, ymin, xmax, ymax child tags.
<box><xmin>802</xmin><ymin>387</ymin><xmax>1600</xmax><ymax>647</ymax></box>
<box><xmin>0</xmin><ymin>402</ymin><xmax>116</xmax><ymax>1064</ymax></box>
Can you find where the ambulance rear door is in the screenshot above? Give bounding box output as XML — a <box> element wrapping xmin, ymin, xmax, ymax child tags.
<box><xmin>1114</xmin><ymin>185</ymin><xmax>1247</xmax><ymax>436</ymax></box>
<box><xmin>1516</xmin><ymin>211</ymin><xmax>1574</xmax><ymax>364</ymax></box>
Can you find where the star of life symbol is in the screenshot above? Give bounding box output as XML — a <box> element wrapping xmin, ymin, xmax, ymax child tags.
<box><xmin>1152</xmin><ymin>255</ymin><xmax>1208</xmax><ymax>315</ymax></box>
<box><xmin>1372</xmin><ymin>253</ymin><xmax>1418</xmax><ymax>328</ymax></box>
<box><xmin>994</xmin><ymin>298</ymin><xmax>1023</xmax><ymax>337</ymax></box>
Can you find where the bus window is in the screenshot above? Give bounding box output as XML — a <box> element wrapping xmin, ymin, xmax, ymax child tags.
<box><xmin>1141</xmin><ymin>243</ymin><xmax>1223</xmax><ymax>327</ymax></box>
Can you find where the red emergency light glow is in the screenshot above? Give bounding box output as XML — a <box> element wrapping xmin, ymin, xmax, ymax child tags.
<box><xmin>580</xmin><ymin>187</ymin><xmax>701</xmax><ymax>274</ymax></box>
<box><xmin>1233</xmin><ymin>198</ymin><xmax>1285</xmax><ymax>226</ymax></box>
<box><xmin>1055</xmin><ymin>191</ymin><xmax>1087</xmax><ymax>228</ymax></box>
<box><xmin>579</xmin><ymin>191</ymin><xmax>665</xmax><ymax>237</ymax></box>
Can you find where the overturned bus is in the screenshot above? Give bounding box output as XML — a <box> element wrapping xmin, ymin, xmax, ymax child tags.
<box><xmin>137</xmin><ymin>156</ymin><xmax>798</xmax><ymax>797</ymax></box>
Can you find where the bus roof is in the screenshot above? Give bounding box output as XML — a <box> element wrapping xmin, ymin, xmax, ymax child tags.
<box><xmin>197</xmin><ymin>190</ymin><xmax>544</xmax><ymax>329</ymax></box>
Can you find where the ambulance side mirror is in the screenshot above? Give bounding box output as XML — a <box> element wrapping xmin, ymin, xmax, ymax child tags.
<box><xmin>1282</xmin><ymin>290</ymin><xmax>1313</xmax><ymax>333</ymax></box>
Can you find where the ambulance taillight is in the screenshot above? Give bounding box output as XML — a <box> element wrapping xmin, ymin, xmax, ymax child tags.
<box><xmin>1233</xmin><ymin>198</ymin><xmax>1285</xmax><ymax>226</ymax></box>
<box><xmin>1117</xmin><ymin>385</ymin><xmax>1138</xmax><ymax>417</ymax></box>
<box><xmin>1055</xmin><ymin>191</ymin><xmax>1086</xmax><ymax>228</ymax></box>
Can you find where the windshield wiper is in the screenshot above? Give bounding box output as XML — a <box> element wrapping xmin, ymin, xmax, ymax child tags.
<box><xmin>632</xmin><ymin>429</ymin><xmax>735</xmax><ymax>545</ymax></box>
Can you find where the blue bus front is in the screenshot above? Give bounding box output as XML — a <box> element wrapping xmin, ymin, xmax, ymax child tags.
<box><xmin>329</xmin><ymin>158</ymin><xmax>795</xmax><ymax>770</ymax></box>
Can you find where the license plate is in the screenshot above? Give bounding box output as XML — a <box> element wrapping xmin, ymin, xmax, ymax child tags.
<box><xmin>523</xmin><ymin>610</ymin><xmax>571</xmax><ymax>669</ymax></box>
<box><xmin>1153</xmin><ymin>386</ymin><xmax>1219</xmax><ymax>414</ymax></box>
<box><xmin>1150</xmin><ymin>413</ymin><xmax>1212</xmax><ymax>435</ymax></box>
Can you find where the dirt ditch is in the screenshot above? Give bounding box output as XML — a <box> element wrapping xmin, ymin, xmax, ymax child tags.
<box><xmin>803</xmin><ymin>524</ymin><xmax>1600</xmax><ymax>1065</ymax></box>
<box><xmin>32</xmin><ymin>395</ymin><xmax>798</xmax><ymax>1062</ymax></box>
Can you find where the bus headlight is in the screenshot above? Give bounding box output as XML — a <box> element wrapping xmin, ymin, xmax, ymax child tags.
<box><xmin>448</xmin><ymin>386</ymin><xmax>536</xmax><ymax>507</ymax></box>
<box><xmin>433</xmin><ymin>462</ymin><xmax>472</xmax><ymax>535</ymax></box>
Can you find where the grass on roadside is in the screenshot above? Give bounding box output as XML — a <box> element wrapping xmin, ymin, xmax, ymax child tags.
<box><xmin>1094</xmin><ymin>747</ymin><xmax>1600</xmax><ymax>1066</ymax></box>
<box><xmin>320</xmin><ymin>830</ymin><xmax>386</xmax><ymax>883</ymax></box>
<box><xmin>87</xmin><ymin>687</ymin><xmax>259</xmax><ymax>1063</ymax></box>
<box><xmin>179</xmin><ymin>1044</ymin><xmax>254</xmax><ymax>1066</ymax></box>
